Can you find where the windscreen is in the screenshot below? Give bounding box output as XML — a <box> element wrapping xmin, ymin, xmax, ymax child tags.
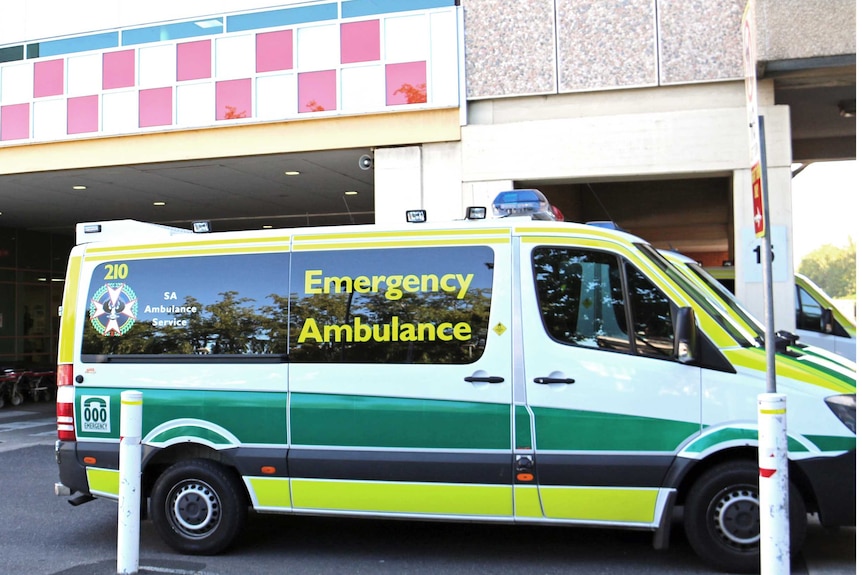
<box><xmin>684</xmin><ymin>262</ymin><xmax>766</xmax><ymax>341</ymax></box>
<box><xmin>636</xmin><ymin>244</ymin><xmax>755</xmax><ymax>348</ymax></box>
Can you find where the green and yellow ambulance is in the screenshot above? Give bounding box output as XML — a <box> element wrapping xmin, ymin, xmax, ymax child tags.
<box><xmin>662</xmin><ymin>249</ymin><xmax>856</xmax><ymax>374</ymax></box>
<box><xmin>55</xmin><ymin>191</ymin><xmax>855</xmax><ymax>573</ymax></box>
<box><xmin>705</xmin><ymin>265</ymin><xmax>856</xmax><ymax>362</ymax></box>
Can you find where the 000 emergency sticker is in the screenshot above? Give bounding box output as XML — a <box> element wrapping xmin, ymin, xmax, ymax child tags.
<box><xmin>81</xmin><ymin>396</ymin><xmax>111</xmax><ymax>433</ymax></box>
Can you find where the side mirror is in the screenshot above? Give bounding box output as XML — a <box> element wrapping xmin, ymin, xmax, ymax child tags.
<box><xmin>821</xmin><ymin>307</ymin><xmax>835</xmax><ymax>334</ymax></box>
<box><xmin>674</xmin><ymin>307</ymin><xmax>698</xmax><ymax>364</ymax></box>
<box><xmin>775</xmin><ymin>329</ymin><xmax>801</xmax><ymax>354</ymax></box>
<box><xmin>776</xmin><ymin>329</ymin><xmax>800</xmax><ymax>345</ymax></box>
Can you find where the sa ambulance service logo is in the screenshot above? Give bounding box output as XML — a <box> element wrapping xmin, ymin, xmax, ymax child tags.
<box><xmin>81</xmin><ymin>396</ymin><xmax>111</xmax><ymax>433</ymax></box>
<box><xmin>89</xmin><ymin>283</ymin><xmax>138</xmax><ymax>336</ymax></box>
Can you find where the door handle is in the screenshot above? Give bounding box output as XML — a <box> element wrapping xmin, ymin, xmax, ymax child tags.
<box><xmin>464</xmin><ymin>376</ymin><xmax>505</xmax><ymax>384</ymax></box>
<box><xmin>533</xmin><ymin>376</ymin><xmax>575</xmax><ymax>385</ymax></box>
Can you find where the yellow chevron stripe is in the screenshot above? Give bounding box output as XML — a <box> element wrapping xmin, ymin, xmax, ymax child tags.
<box><xmin>58</xmin><ymin>255</ymin><xmax>82</xmax><ymax>363</ymax></box>
<box><xmin>86</xmin><ymin>467</ymin><xmax>119</xmax><ymax>497</ymax></box>
<box><xmin>293</xmin><ymin>237</ymin><xmax>509</xmax><ymax>251</ymax></box>
<box><xmin>84</xmin><ymin>243</ymin><xmax>289</xmax><ymax>262</ymax></box>
<box><xmin>294</xmin><ymin>228</ymin><xmax>510</xmax><ymax>242</ymax></box>
<box><xmin>291</xmin><ymin>478</ymin><xmax>512</xmax><ymax>516</ymax></box>
<box><xmin>538</xmin><ymin>486</ymin><xmax>658</xmax><ymax>522</ymax></box>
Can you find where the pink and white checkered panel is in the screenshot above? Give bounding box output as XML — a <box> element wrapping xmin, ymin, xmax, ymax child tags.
<box><xmin>0</xmin><ymin>6</ymin><xmax>459</xmax><ymax>143</ymax></box>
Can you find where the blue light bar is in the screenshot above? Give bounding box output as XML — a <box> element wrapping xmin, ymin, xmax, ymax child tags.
<box><xmin>492</xmin><ymin>189</ymin><xmax>556</xmax><ymax>220</ymax></box>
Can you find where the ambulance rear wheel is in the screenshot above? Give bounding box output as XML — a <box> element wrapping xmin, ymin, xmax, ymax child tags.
<box><xmin>151</xmin><ymin>459</ymin><xmax>247</xmax><ymax>555</ymax></box>
<box><xmin>683</xmin><ymin>460</ymin><xmax>806</xmax><ymax>573</ymax></box>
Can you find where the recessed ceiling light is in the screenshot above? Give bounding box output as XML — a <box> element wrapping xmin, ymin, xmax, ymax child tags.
<box><xmin>153</xmin><ymin>201</ymin><xmax>166</xmax><ymax>206</ymax></box>
<box><xmin>73</xmin><ymin>185</ymin><xmax>87</xmax><ymax>190</ymax></box>
<box><xmin>284</xmin><ymin>171</ymin><xmax>300</xmax><ymax>176</ymax></box>
<box><xmin>262</xmin><ymin>225</ymin><xmax>273</xmax><ymax>229</ymax></box>
<box><xmin>345</xmin><ymin>190</ymin><xmax>358</xmax><ymax>195</ymax></box>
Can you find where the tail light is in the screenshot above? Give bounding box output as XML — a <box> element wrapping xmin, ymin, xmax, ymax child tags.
<box><xmin>56</xmin><ymin>364</ymin><xmax>76</xmax><ymax>441</ymax></box>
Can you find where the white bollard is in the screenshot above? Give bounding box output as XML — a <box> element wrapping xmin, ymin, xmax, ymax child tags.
<box><xmin>117</xmin><ymin>390</ymin><xmax>143</xmax><ymax>575</ymax></box>
<box><xmin>758</xmin><ymin>393</ymin><xmax>789</xmax><ymax>575</ymax></box>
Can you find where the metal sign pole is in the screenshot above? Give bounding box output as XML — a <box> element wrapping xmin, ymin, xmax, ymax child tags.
<box><xmin>759</xmin><ymin>115</ymin><xmax>776</xmax><ymax>395</ymax></box>
<box><xmin>756</xmin><ymin>115</ymin><xmax>789</xmax><ymax>575</ymax></box>
<box><xmin>742</xmin><ymin>4</ymin><xmax>789</xmax><ymax>572</ymax></box>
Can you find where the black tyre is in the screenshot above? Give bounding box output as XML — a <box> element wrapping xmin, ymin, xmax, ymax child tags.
<box><xmin>44</xmin><ymin>377</ymin><xmax>57</xmax><ymax>402</ymax></box>
<box><xmin>683</xmin><ymin>460</ymin><xmax>807</xmax><ymax>573</ymax></box>
<box><xmin>40</xmin><ymin>386</ymin><xmax>55</xmax><ymax>402</ymax></box>
<box><xmin>33</xmin><ymin>376</ymin><xmax>54</xmax><ymax>402</ymax></box>
<box><xmin>36</xmin><ymin>376</ymin><xmax>56</xmax><ymax>402</ymax></box>
<box><xmin>10</xmin><ymin>381</ymin><xmax>24</xmax><ymax>406</ymax></box>
<box><xmin>150</xmin><ymin>459</ymin><xmax>247</xmax><ymax>555</ymax></box>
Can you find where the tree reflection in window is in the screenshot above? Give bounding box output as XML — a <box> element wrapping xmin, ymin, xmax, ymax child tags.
<box><xmin>625</xmin><ymin>263</ymin><xmax>674</xmax><ymax>358</ymax></box>
<box><xmin>533</xmin><ymin>247</ymin><xmax>673</xmax><ymax>358</ymax></box>
<box><xmin>393</xmin><ymin>82</ymin><xmax>427</xmax><ymax>104</ymax></box>
<box><xmin>81</xmin><ymin>253</ymin><xmax>290</xmax><ymax>357</ymax></box>
<box><xmin>533</xmin><ymin>247</ymin><xmax>628</xmax><ymax>351</ymax></box>
<box><xmin>288</xmin><ymin>246</ymin><xmax>494</xmax><ymax>365</ymax></box>
<box><xmin>82</xmin><ymin>290</ymin><xmax>289</xmax><ymax>356</ymax></box>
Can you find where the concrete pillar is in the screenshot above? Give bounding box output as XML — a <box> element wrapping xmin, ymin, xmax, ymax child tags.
<box><xmin>374</xmin><ymin>143</ymin><xmax>465</xmax><ymax>224</ymax></box>
<box><xmin>373</xmin><ymin>146</ymin><xmax>422</xmax><ymax>224</ymax></box>
<box><xmin>422</xmin><ymin>142</ymin><xmax>464</xmax><ymax>222</ymax></box>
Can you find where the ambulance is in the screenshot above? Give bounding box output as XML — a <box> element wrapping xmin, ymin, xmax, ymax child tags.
<box><xmin>54</xmin><ymin>190</ymin><xmax>855</xmax><ymax>573</ymax></box>
<box><xmin>705</xmin><ymin>265</ymin><xmax>856</xmax><ymax>362</ymax></box>
<box><xmin>661</xmin><ymin>249</ymin><xmax>856</xmax><ymax>373</ymax></box>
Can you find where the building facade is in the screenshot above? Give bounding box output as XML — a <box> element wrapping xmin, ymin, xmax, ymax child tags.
<box><xmin>0</xmin><ymin>0</ymin><xmax>856</xmax><ymax>366</ymax></box>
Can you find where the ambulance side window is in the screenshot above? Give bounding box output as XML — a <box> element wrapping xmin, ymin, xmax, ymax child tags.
<box><xmin>626</xmin><ymin>262</ymin><xmax>674</xmax><ymax>358</ymax></box>
<box><xmin>81</xmin><ymin>253</ymin><xmax>290</xmax><ymax>358</ymax></box>
<box><xmin>533</xmin><ymin>248</ymin><xmax>629</xmax><ymax>351</ymax></box>
<box><xmin>288</xmin><ymin>246</ymin><xmax>494</xmax><ymax>364</ymax></box>
<box><xmin>796</xmin><ymin>284</ymin><xmax>824</xmax><ymax>332</ymax></box>
<box><xmin>532</xmin><ymin>247</ymin><xmax>674</xmax><ymax>359</ymax></box>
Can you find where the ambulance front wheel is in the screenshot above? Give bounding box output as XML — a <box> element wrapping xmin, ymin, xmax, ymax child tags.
<box><xmin>683</xmin><ymin>460</ymin><xmax>806</xmax><ymax>573</ymax></box>
<box><xmin>150</xmin><ymin>459</ymin><xmax>248</xmax><ymax>555</ymax></box>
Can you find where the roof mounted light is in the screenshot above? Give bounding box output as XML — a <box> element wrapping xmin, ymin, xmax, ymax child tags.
<box><xmin>465</xmin><ymin>206</ymin><xmax>486</xmax><ymax>220</ymax></box>
<box><xmin>192</xmin><ymin>220</ymin><xmax>212</xmax><ymax>233</ymax></box>
<box><xmin>586</xmin><ymin>221</ymin><xmax>624</xmax><ymax>230</ymax></box>
<box><xmin>406</xmin><ymin>210</ymin><xmax>427</xmax><ymax>223</ymax></box>
<box><xmin>492</xmin><ymin>189</ymin><xmax>561</xmax><ymax>220</ymax></box>
<box><xmin>551</xmin><ymin>205</ymin><xmax>565</xmax><ymax>221</ymax></box>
